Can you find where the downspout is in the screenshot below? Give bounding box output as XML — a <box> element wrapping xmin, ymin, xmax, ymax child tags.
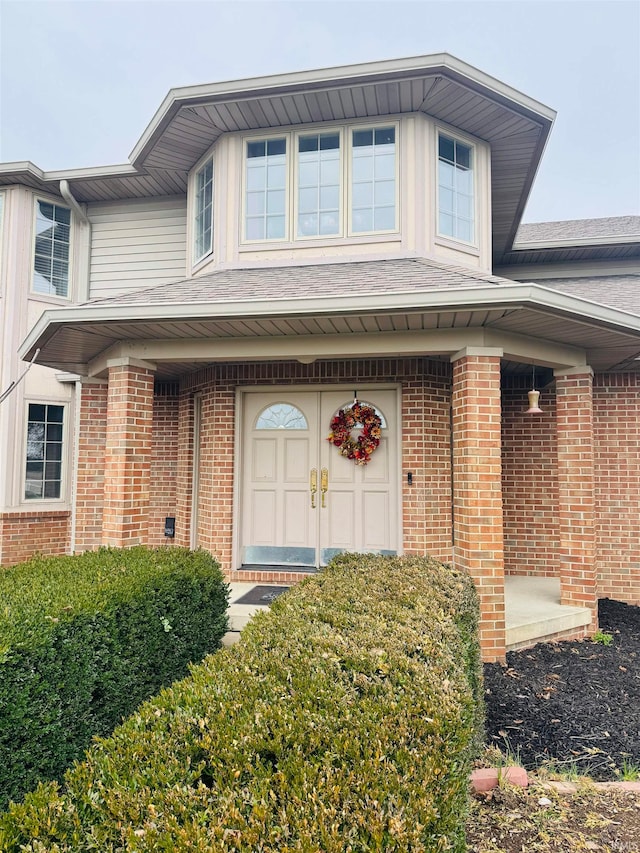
<box><xmin>59</xmin><ymin>180</ymin><xmax>89</xmax><ymax>224</ymax></box>
<box><xmin>60</xmin><ymin>182</ymin><xmax>90</xmax><ymax>552</ymax></box>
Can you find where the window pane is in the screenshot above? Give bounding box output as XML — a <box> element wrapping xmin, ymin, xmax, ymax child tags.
<box><xmin>298</xmin><ymin>187</ymin><xmax>317</xmax><ymax>214</ymax></box>
<box><xmin>353</xmin><ymin>129</ymin><xmax>373</xmax><ymax>147</ymax></box>
<box><xmin>299</xmin><ymin>135</ymin><xmax>319</xmax><ymax>153</ymax></box>
<box><xmin>256</xmin><ymin>404</ymin><xmax>308</xmax><ymax>429</ymax></box>
<box><xmin>438</xmin><ymin>133</ymin><xmax>474</xmax><ymax>243</ymax></box>
<box><xmin>245</xmin><ymin>138</ymin><xmax>287</xmax><ymax>240</ymax></box>
<box><xmin>375</xmin><ymin>127</ymin><xmax>395</xmax><ymax>145</ymax></box>
<box><xmin>266</xmin><ymin>216</ymin><xmax>285</xmax><ymax>239</ymax></box>
<box><xmin>246</xmin><ymin>191</ymin><xmax>265</xmax><ymax>215</ymax></box>
<box><xmin>374</xmin><ymin>207</ymin><xmax>395</xmax><ymax>231</ymax></box>
<box><xmin>247</xmin><ymin>141</ymin><xmax>266</xmax><ymax>158</ymax></box>
<box><xmin>298</xmin><ymin>213</ymin><xmax>318</xmax><ymax>236</ymax></box>
<box><xmin>439</xmin><ymin>135</ymin><xmax>455</xmax><ymax>162</ymax></box>
<box><xmin>352</xmin><ymin>209</ymin><xmax>373</xmax><ymax>232</ymax></box>
<box><xmin>374</xmin><ymin>180</ymin><xmax>395</xmax><ymax>207</ymax></box>
<box><xmin>25</xmin><ymin>404</ymin><xmax>64</xmax><ymax>500</ymax></box>
<box><xmin>296</xmin><ymin>131</ymin><xmax>341</xmax><ymax>239</ymax></box>
<box><xmin>194</xmin><ymin>158</ymin><xmax>214</xmax><ymax>260</ymax></box>
<box><xmin>350</xmin><ymin>126</ymin><xmax>396</xmax><ymax>234</ymax></box>
<box><xmin>266</xmin><ymin>189</ymin><xmax>285</xmax><ymax>215</ymax></box>
<box><xmin>246</xmin><ymin>163</ymin><xmax>266</xmax><ymax>191</ymax></box>
<box><xmin>267</xmin><ymin>138</ymin><xmax>286</xmax><ymax>156</ymax></box>
<box><xmin>33</xmin><ymin>201</ymin><xmax>71</xmax><ymax>297</ymax></box>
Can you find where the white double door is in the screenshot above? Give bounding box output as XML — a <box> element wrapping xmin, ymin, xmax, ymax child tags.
<box><xmin>241</xmin><ymin>389</ymin><xmax>398</xmax><ymax>568</ymax></box>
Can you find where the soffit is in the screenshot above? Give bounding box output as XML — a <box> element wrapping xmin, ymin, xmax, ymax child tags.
<box><xmin>0</xmin><ymin>55</ymin><xmax>554</xmax><ymax>263</ymax></box>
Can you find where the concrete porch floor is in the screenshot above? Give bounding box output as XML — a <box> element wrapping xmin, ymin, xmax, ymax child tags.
<box><xmin>505</xmin><ymin>575</ymin><xmax>592</xmax><ymax>649</ymax></box>
<box><xmin>223</xmin><ymin>576</ymin><xmax>593</xmax><ymax>650</ymax></box>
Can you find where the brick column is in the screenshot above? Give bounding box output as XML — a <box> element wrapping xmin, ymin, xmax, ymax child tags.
<box><xmin>554</xmin><ymin>367</ymin><xmax>598</xmax><ymax>630</ymax></box>
<box><xmin>451</xmin><ymin>349</ymin><xmax>506</xmax><ymax>663</ymax></box>
<box><xmin>74</xmin><ymin>378</ymin><xmax>108</xmax><ymax>552</ymax></box>
<box><xmin>102</xmin><ymin>359</ymin><xmax>155</xmax><ymax>548</ymax></box>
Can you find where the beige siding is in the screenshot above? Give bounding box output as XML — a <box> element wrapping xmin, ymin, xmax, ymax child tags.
<box><xmin>88</xmin><ymin>196</ymin><xmax>187</xmax><ymax>298</ymax></box>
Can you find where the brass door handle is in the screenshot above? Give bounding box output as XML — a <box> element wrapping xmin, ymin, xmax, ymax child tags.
<box><xmin>310</xmin><ymin>468</ymin><xmax>318</xmax><ymax>508</ymax></box>
<box><xmin>321</xmin><ymin>467</ymin><xmax>328</xmax><ymax>508</ymax></box>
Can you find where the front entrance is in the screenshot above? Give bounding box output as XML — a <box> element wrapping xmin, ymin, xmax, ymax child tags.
<box><xmin>240</xmin><ymin>389</ymin><xmax>399</xmax><ymax>568</ymax></box>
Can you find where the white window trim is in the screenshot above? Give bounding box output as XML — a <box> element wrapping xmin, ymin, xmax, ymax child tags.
<box><xmin>189</xmin><ymin>148</ymin><xmax>217</xmax><ymax>271</ymax></box>
<box><xmin>193</xmin><ymin>155</ymin><xmax>214</xmax><ymax>264</ymax></box>
<box><xmin>21</xmin><ymin>398</ymin><xmax>69</xmax><ymax>506</ymax></box>
<box><xmin>240</xmin><ymin>120</ymin><xmax>401</xmax><ymax>247</ymax></box>
<box><xmin>435</xmin><ymin>127</ymin><xmax>478</xmax><ymax>249</ymax></box>
<box><xmin>347</xmin><ymin>123</ymin><xmax>400</xmax><ymax>238</ymax></box>
<box><xmin>31</xmin><ymin>195</ymin><xmax>73</xmax><ymax>301</ymax></box>
<box><xmin>293</xmin><ymin>128</ymin><xmax>344</xmax><ymax>242</ymax></box>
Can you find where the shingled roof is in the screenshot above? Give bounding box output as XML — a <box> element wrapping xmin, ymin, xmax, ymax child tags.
<box><xmin>515</xmin><ymin>216</ymin><xmax>640</xmax><ymax>244</ymax></box>
<box><xmin>538</xmin><ymin>274</ymin><xmax>640</xmax><ymax>316</ymax></box>
<box><xmin>86</xmin><ymin>257</ymin><xmax>513</xmax><ymax>308</ymax></box>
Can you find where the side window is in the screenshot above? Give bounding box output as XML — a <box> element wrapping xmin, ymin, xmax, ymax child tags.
<box><xmin>194</xmin><ymin>158</ymin><xmax>214</xmax><ymax>262</ymax></box>
<box><xmin>25</xmin><ymin>403</ymin><xmax>64</xmax><ymax>500</ymax></box>
<box><xmin>33</xmin><ymin>200</ymin><xmax>71</xmax><ymax>297</ymax></box>
<box><xmin>244</xmin><ymin>138</ymin><xmax>287</xmax><ymax>241</ymax></box>
<box><xmin>438</xmin><ymin>133</ymin><xmax>474</xmax><ymax>244</ymax></box>
<box><xmin>350</xmin><ymin>126</ymin><xmax>396</xmax><ymax>234</ymax></box>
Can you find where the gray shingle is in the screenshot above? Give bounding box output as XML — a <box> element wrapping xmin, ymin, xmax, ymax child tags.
<box><xmin>86</xmin><ymin>257</ymin><xmax>513</xmax><ymax>308</ymax></box>
<box><xmin>516</xmin><ymin>217</ymin><xmax>640</xmax><ymax>244</ymax></box>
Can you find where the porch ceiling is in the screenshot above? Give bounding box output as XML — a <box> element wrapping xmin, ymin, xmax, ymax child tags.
<box><xmin>21</xmin><ymin>276</ymin><xmax>640</xmax><ymax>381</ymax></box>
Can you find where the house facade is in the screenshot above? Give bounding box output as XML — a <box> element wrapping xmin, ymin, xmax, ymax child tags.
<box><xmin>1</xmin><ymin>54</ymin><xmax>638</xmax><ymax>662</ymax></box>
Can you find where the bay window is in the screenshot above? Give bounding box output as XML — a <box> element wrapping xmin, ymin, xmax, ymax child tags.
<box><xmin>194</xmin><ymin>158</ymin><xmax>214</xmax><ymax>261</ymax></box>
<box><xmin>242</xmin><ymin>123</ymin><xmax>397</xmax><ymax>243</ymax></box>
<box><xmin>438</xmin><ymin>133</ymin><xmax>474</xmax><ymax>243</ymax></box>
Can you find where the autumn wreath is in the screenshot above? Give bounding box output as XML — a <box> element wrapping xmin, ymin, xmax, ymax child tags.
<box><xmin>327</xmin><ymin>401</ymin><xmax>382</xmax><ymax>465</ymax></box>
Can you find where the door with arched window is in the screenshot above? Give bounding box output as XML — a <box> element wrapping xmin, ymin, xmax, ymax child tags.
<box><xmin>240</xmin><ymin>389</ymin><xmax>398</xmax><ymax>568</ymax></box>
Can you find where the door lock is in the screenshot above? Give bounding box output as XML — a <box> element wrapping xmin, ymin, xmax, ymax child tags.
<box><xmin>310</xmin><ymin>468</ymin><xmax>318</xmax><ymax>508</ymax></box>
<box><xmin>321</xmin><ymin>467</ymin><xmax>328</xmax><ymax>508</ymax></box>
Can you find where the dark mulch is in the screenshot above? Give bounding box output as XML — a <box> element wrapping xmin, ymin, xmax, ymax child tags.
<box><xmin>484</xmin><ymin>598</ymin><xmax>640</xmax><ymax>780</ymax></box>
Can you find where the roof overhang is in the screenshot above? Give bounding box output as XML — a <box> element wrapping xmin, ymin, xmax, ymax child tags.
<box><xmin>0</xmin><ymin>53</ymin><xmax>555</xmax><ymax>262</ymax></box>
<box><xmin>20</xmin><ymin>283</ymin><xmax>640</xmax><ymax>380</ymax></box>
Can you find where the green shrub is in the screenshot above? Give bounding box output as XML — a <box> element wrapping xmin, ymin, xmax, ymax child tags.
<box><xmin>0</xmin><ymin>554</ymin><xmax>482</xmax><ymax>852</ymax></box>
<box><xmin>0</xmin><ymin>546</ymin><xmax>228</xmax><ymax>810</ymax></box>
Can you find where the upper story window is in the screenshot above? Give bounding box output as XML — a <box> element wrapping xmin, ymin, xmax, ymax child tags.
<box><xmin>194</xmin><ymin>158</ymin><xmax>214</xmax><ymax>261</ymax></box>
<box><xmin>33</xmin><ymin>200</ymin><xmax>71</xmax><ymax>297</ymax></box>
<box><xmin>25</xmin><ymin>403</ymin><xmax>64</xmax><ymax>500</ymax></box>
<box><xmin>351</xmin><ymin>127</ymin><xmax>396</xmax><ymax>233</ymax></box>
<box><xmin>242</xmin><ymin>123</ymin><xmax>397</xmax><ymax>244</ymax></box>
<box><xmin>438</xmin><ymin>133</ymin><xmax>474</xmax><ymax>244</ymax></box>
<box><xmin>245</xmin><ymin>138</ymin><xmax>287</xmax><ymax>241</ymax></box>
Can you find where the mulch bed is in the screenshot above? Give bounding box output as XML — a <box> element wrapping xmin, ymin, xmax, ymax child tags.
<box><xmin>484</xmin><ymin>598</ymin><xmax>640</xmax><ymax>780</ymax></box>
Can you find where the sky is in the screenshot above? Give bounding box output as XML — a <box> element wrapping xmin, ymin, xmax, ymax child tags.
<box><xmin>0</xmin><ymin>0</ymin><xmax>638</xmax><ymax>224</ymax></box>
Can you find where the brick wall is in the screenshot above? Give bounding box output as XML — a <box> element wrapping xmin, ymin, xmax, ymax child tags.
<box><xmin>148</xmin><ymin>386</ymin><xmax>179</xmax><ymax>548</ymax></box>
<box><xmin>594</xmin><ymin>373</ymin><xmax>640</xmax><ymax>604</ymax></box>
<box><xmin>555</xmin><ymin>369</ymin><xmax>597</xmax><ymax>629</ymax></box>
<box><xmin>0</xmin><ymin>511</ymin><xmax>70</xmax><ymax>566</ymax></box>
<box><xmin>75</xmin><ymin>381</ymin><xmax>108</xmax><ymax>552</ymax></box>
<box><xmin>102</xmin><ymin>362</ymin><xmax>154</xmax><ymax>547</ymax></box>
<box><xmin>451</xmin><ymin>353</ymin><xmax>505</xmax><ymax>662</ymax></box>
<box><xmin>180</xmin><ymin>358</ymin><xmax>454</xmax><ymax>568</ymax></box>
<box><xmin>501</xmin><ymin>383</ymin><xmax>558</xmax><ymax>576</ymax></box>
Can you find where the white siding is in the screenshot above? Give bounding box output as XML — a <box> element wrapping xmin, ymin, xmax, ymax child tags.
<box><xmin>88</xmin><ymin>196</ymin><xmax>187</xmax><ymax>298</ymax></box>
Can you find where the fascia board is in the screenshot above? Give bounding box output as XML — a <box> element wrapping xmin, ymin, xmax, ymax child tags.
<box><xmin>513</xmin><ymin>235</ymin><xmax>640</xmax><ymax>250</ymax></box>
<box><xmin>18</xmin><ymin>283</ymin><xmax>640</xmax><ymax>363</ymax></box>
<box><xmin>0</xmin><ymin>160</ymin><xmax>139</xmax><ymax>184</ymax></box>
<box><xmin>129</xmin><ymin>52</ymin><xmax>555</xmax><ymax>167</ymax></box>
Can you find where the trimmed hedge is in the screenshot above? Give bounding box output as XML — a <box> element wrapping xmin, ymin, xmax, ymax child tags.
<box><xmin>0</xmin><ymin>554</ymin><xmax>482</xmax><ymax>852</ymax></box>
<box><xmin>0</xmin><ymin>546</ymin><xmax>229</xmax><ymax>811</ymax></box>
